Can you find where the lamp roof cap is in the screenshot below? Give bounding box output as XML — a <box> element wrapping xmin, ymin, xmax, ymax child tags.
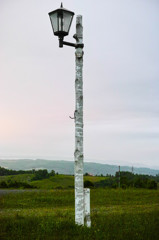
<box><xmin>48</xmin><ymin>3</ymin><xmax>74</xmax><ymax>16</ymax></box>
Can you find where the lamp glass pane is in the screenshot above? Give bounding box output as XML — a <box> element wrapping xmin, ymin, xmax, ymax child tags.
<box><xmin>63</xmin><ymin>11</ymin><xmax>73</xmax><ymax>33</ymax></box>
<box><xmin>50</xmin><ymin>12</ymin><xmax>58</xmax><ymax>33</ymax></box>
<box><xmin>58</xmin><ymin>14</ymin><xmax>63</xmax><ymax>31</ymax></box>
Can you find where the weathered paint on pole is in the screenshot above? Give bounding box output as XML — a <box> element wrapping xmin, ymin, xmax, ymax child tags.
<box><xmin>84</xmin><ymin>188</ymin><xmax>91</xmax><ymax>227</ymax></box>
<box><xmin>74</xmin><ymin>15</ymin><xmax>84</xmax><ymax>225</ymax></box>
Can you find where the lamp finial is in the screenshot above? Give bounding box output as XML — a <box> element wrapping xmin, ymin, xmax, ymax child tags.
<box><xmin>61</xmin><ymin>2</ymin><xmax>63</xmax><ymax>8</ymax></box>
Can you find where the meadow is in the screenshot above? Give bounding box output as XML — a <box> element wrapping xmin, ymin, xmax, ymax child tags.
<box><xmin>0</xmin><ymin>188</ymin><xmax>159</xmax><ymax>240</ymax></box>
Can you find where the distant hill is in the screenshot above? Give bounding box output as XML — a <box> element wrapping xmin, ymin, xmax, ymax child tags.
<box><xmin>0</xmin><ymin>159</ymin><xmax>159</xmax><ymax>176</ymax></box>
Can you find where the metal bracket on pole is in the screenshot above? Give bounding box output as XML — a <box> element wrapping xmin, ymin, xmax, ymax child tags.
<box><xmin>59</xmin><ymin>37</ymin><xmax>84</xmax><ymax>48</ymax></box>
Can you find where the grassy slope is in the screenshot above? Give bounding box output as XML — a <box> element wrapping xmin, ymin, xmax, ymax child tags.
<box><xmin>0</xmin><ymin>174</ymin><xmax>106</xmax><ymax>189</ymax></box>
<box><xmin>0</xmin><ymin>189</ymin><xmax>159</xmax><ymax>240</ymax></box>
<box><xmin>32</xmin><ymin>175</ymin><xmax>106</xmax><ymax>189</ymax></box>
<box><xmin>0</xmin><ymin>174</ymin><xmax>33</xmax><ymax>182</ymax></box>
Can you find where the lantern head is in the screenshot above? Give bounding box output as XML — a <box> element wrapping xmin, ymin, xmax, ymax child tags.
<box><xmin>48</xmin><ymin>3</ymin><xmax>74</xmax><ymax>39</ymax></box>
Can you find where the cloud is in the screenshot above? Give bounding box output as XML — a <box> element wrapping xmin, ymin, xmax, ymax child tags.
<box><xmin>0</xmin><ymin>0</ymin><xmax>159</xmax><ymax>168</ymax></box>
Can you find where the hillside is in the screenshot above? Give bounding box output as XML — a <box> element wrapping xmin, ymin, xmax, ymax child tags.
<box><xmin>0</xmin><ymin>159</ymin><xmax>159</xmax><ymax>176</ymax></box>
<box><xmin>0</xmin><ymin>173</ymin><xmax>107</xmax><ymax>189</ymax></box>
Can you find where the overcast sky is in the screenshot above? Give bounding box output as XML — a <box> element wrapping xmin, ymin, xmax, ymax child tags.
<box><xmin>0</xmin><ymin>0</ymin><xmax>159</xmax><ymax>169</ymax></box>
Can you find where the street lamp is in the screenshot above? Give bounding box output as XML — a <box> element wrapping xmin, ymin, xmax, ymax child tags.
<box><xmin>49</xmin><ymin>3</ymin><xmax>74</xmax><ymax>47</ymax></box>
<box><xmin>49</xmin><ymin>3</ymin><xmax>84</xmax><ymax>48</ymax></box>
<box><xmin>48</xmin><ymin>3</ymin><xmax>91</xmax><ymax>227</ymax></box>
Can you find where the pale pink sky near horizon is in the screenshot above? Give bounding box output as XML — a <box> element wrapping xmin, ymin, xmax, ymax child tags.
<box><xmin>0</xmin><ymin>0</ymin><xmax>159</xmax><ymax>169</ymax></box>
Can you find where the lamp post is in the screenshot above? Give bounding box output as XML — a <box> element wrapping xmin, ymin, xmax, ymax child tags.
<box><xmin>48</xmin><ymin>3</ymin><xmax>91</xmax><ymax>227</ymax></box>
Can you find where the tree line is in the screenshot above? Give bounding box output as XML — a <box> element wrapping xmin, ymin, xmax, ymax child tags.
<box><xmin>0</xmin><ymin>166</ymin><xmax>56</xmax><ymax>179</ymax></box>
<box><xmin>0</xmin><ymin>166</ymin><xmax>34</xmax><ymax>176</ymax></box>
<box><xmin>84</xmin><ymin>171</ymin><xmax>159</xmax><ymax>189</ymax></box>
<box><xmin>0</xmin><ymin>166</ymin><xmax>158</xmax><ymax>189</ymax></box>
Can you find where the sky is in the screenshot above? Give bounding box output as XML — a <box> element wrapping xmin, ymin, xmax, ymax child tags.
<box><xmin>0</xmin><ymin>0</ymin><xmax>159</xmax><ymax>169</ymax></box>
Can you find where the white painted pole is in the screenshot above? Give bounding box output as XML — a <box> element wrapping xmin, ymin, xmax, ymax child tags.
<box><xmin>84</xmin><ymin>188</ymin><xmax>91</xmax><ymax>227</ymax></box>
<box><xmin>74</xmin><ymin>15</ymin><xmax>84</xmax><ymax>225</ymax></box>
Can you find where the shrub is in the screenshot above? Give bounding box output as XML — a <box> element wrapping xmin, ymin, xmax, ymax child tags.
<box><xmin>32</xmin><ymin>169</ymin><xmax>49</xmax><ymax>180</ymax></box>
<box><xmin>94</xmin><ymin>178</ymin><xmax>116</xmax><ymax>188</ymax></box>
<box><xmin>0</xmin><ymin>181</ymin><xmax>8</xmax><ymax>188</ymax></box>
<box><xmin>2</xmin><ymin>180</ymin><xmax>35</xmax><ymax>189</ymax></box>
<box><xmin>49</xmin><ymin>170</ymin><xmax>55</xmax><ymax>177</ymax></box>
<box><xmin>84</xmin><ymin>172</ymin><xmax>89</xmax><ymax>176</ymax></box>
<box><xmin>147</xmin><ymin>180</ymin><xmax>157</xmax><ymax>190</ymax></box>
<box><xmin>121</xmin><ymin>184</ymin><xmax>127</xmax><ymax>189</ymax></box>
<box><xmin>84</xmin><ymin>180</ymin><xmax>94</xmax><ymax>188</ymax></box>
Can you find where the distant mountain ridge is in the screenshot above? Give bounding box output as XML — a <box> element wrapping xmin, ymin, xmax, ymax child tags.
<box><xmin>0</xmin><ymin>159</ymin><xmax>159</xmax><ymax>176</ymax></box>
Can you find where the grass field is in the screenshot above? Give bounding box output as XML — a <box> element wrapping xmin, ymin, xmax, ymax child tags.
<box><xmin>0</xmin><ymin>189</ymin><xmax>159</xmax><ymax>240</ymax></box>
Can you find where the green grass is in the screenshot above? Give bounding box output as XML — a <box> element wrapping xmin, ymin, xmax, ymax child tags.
<box><xmin>0</xmin><ymin>189</ymin><xmax>159</xmax><ymax>240</ymax></box>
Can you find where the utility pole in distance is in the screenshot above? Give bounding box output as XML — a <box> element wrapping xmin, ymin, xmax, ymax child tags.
<box><xmin>118</xmin><ymin>165</ymin><xmax>121</xmax><ymax>188</ymax></box>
